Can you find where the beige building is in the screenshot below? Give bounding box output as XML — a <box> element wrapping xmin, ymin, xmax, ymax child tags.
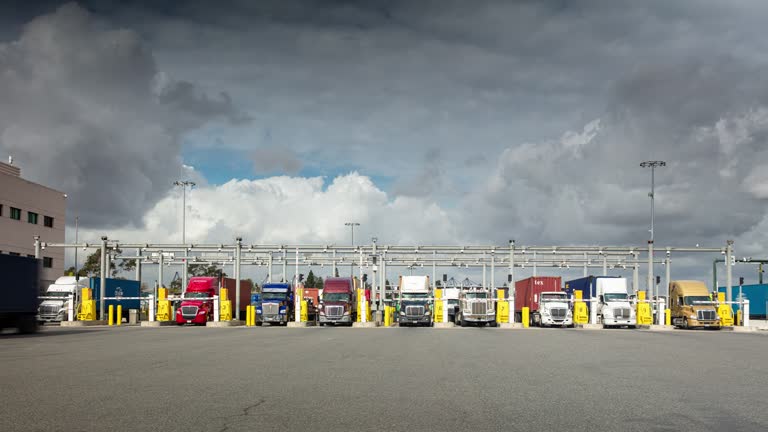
<box><xmin>0</xmin><ymin>160</ymin><xmax>66</xmax><ymax>289</ymax></box>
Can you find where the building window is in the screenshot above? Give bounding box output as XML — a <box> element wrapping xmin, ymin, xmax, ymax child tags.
<box><xmin>28</xmin><ymin>211</ymin><xmax>38</xmax><ymax>224</ymax></box>
<box><xmin>10</xmin><ymin>207</ymin><xmax>21</xmax><ymax>220</ymax></box>
<box><xmin>44</xmin><ymin>216</ymin><xmax>54</xmax><ymax>228</ymax></box>
<box><xmin>43</xmin><ymin>257</ymin><xmax>53</xmax><ymax>268</ymax></box>
<box><xmin>9</xmin><ymin>252</ymin><xmax>20</xmax><ymax>256</ymax></box>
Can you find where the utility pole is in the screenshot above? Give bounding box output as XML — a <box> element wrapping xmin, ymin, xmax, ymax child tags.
<box><xmin>641</xmin><ymin>160</ymin><xmax>665</xmax><ymax>299</ymax></box>
<box><xmin>74</xmin><ymin>216</ymin><xmax>79</xmax><ymax>281</ymax></box>
<box><xmin>173</xmin><ymin>180</ymin><xmax>196</xmax><ymax>244</ymax></box>
<box><xmin>345</xmin><ymin>222</ymin><xmax>359</xmax><ymax>277</ymax></box>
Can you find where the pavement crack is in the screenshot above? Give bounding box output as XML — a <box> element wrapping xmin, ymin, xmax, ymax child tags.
<box><xmin>217</xmin><ymin>399</ymin><xmax>266</xmax><ymax>432</ymax></box>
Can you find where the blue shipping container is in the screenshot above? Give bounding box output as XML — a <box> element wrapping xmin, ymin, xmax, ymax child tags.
<box><xmin>89</xmin><ymin>278</ymin><xmax>141</xmax><ymax>313</ymax></box>
<box><xmin>563</xmin><ymin>276</ymin><xmax>622</xmax><ymax>299</ymax></box>
<box><xmin>718</xmin><ymin>284</ymin><xmax>768</xmax><ymax>318</ymax></box>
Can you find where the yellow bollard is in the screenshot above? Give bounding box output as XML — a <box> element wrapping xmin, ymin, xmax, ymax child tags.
<box><xmin>665</xmin><ymin>309</ymin><xmax>671</xmax><ymax>326</ymax></box>
<box><xmin>158</xmin><ymin>287</ymin><xmax>167</xmax><ymax>300</ymax></box>
<box><xmin>636</xmin><ymin>291</ymin><xmax>652</xmax><ymax>325</ymax></box>
<box><xmin>220</xmin><ymin>300</ymin><xmax>232</xmax><ymax>321</ymax></box>
<box><xmin>246</xmin><ymin>305</ymin><xmax>252</xmax><ymax>326</ymax></box>
<box><xmin>108</xmin><ymin>305</ymin><xmax>114</xmax><ymax>326</ymax></box>
<box><xmin>522</xmin><ymin>307</ymin><xmax>530</xmax><ymax>328</ymax></box>
<box><xmin>736</xmin><ymin>310</ymin><xmax>742</xmax><ymax>326</ymax></box>
<box><xmin>572</xmin><ymin>290</ymin><xmax>588</xmax><ymax>324</ymax></box>
<box><xmin>116</xmin><ymin>305</ymin><xmax>122</xmax><ymax>326</ymax></box>
<box><xmin>434</xmin><ymin>299</ymin><xmax>443</xmax><ymax>323</ymax></box>
<box><xmin>301</xmin><ymin>300</ymin><xmax>309</xmax><ymax>322</ymax></box>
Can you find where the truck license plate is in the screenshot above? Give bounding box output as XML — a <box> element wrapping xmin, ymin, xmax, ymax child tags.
<box><xmin>187</xmin><ymin>320</ymin><xmax>191</xmax><ymax>323</ymax></box>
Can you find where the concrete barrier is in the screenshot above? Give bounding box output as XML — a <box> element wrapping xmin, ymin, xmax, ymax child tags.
<box><xmin>352</xmin><ymin>322</ymin><xmax>378</xmax><ymax>328</ymax></box>
<box><xmin>433</xmin><ymin>322</ymin><xmax>455</xmax><ymax>329</ymax></box>
<box><xmin>140</xmin><ymin>321</ymin><xmax>176</xmax><ymax>327</ymax></box>
<box><xmin>499</xmin><ymin>323</ymin><xmax>524</xmax><ymax>329</ymax></box>
<box><xmin>61</xmin><ymin>320</ymin><xmax>107</xmax><ymax>327</ymax></box>
<box><xmin>574</xmin><ymin>323</ymin><xmax>602</xmax><ymax>330</ymax></box>
<box><xmin>206</xmin><ymin>320</ymin><xmax>243</xmax><ymax>327</ymax></box>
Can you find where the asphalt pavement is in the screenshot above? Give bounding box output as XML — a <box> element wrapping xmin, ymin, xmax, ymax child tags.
<box><xmin>1</xmin><ymin>326</ymin><xmax>767</xmax><ymax>432</ymax></box>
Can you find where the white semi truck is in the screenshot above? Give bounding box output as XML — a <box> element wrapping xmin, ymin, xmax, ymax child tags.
<box><xmin>37</xmin><ymin>276</ymin><xmax>88</xmax><ymax>323</ymax></box>
<box><xmin>565</xmin><ymin>276</ymin><xmax>636</xmax><ymax>328</ymax></box>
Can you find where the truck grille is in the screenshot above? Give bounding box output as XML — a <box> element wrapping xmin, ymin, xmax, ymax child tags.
<box><xmin>551</xmin><ymin>308</ymin><xmax>567</xmax><ymax>319</ymax></box>
<box><xmin>697</xmin><ymin>310</ymin><xmax>717</xmax><ymax>321</ymax></box>
<box><xmin>471</xmin><ymin>302</ymin><xmax>487</xmax><ymax>315</ymax></box>
<box><xmin>325</xmin><ymin>305</ymin><xmax>344</xmax><ymax>318</ymax></box>
<box><xmin>40</xmin><ymin>305</ymin><xmax>60</xmax><ymax>316</ymax></box>
<box><xmin>405</xmin><ymin>306</ymin><xmax>424</xmax><ymax>317</ymax></box>
<box><xmin>613</xmin><ymin>308</ymin><xmax>631</xmax><ymax>319</ymax></box>
<box><xmin>263</xmin><ymin>303</ymin><xmax>280</xmax><ymax>316</ymax></box>
<box><xmin>181</xmin><ymin>306</ymin><xmax>198</xmax><ymax>318</ymax></box>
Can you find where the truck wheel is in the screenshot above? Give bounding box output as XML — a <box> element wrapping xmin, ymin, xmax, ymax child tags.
<box><xmin>255</xmin><ymin>321</ymin><xmax>263</xmax><ymax>326</ymax></box>
<box><xmin>683</xmin><ymin>318</ymin><xmax>689</xmax><ymax>330</ymax></box>
<box><xmin>18</xmin><ymin>315</ymin><xmax>38</xmax><ymax>334</ymax></box>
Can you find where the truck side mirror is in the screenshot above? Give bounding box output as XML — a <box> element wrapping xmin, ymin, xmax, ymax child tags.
<box><xmin>598</xmin><ymin>295</ymin><xmax>604</xmax><ymax>303</ymax></box>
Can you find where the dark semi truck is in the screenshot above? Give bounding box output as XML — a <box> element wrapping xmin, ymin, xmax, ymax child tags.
<box><xmin>0</xmin><ymin>254</ymin><xmax>40</xmax><ymax>334</ymax></box>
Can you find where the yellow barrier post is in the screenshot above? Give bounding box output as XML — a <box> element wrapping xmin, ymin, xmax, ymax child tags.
<box><xmin>573</xmin><ymin>290</ymin><xmax>588</xmax><ymax>325</ymax></box>
<box><xmin>665</xmin><ymin>309</ymin><xmax>671</xmax><ymax>326</ymax></box>
<box><xmin>636</xmin><ymin>291</ymin><xmax>652</xmax><ymax>325</ymax></box>
<box><xmin>77</xmin><ymin>288</ymin><xmax>97</xmax><ymax>321</ymax></box>
<box><xmin>116</xmin><ymin>305</ymin><xmax>122</xmax><ymax>326</ymax></box>
<box><xmin>219</xmin><ymin>288</ymin><xmax>232</xmax><ymax>321</ymax></box>
<box><xmin>108</xmin><ymin>305</ymin><xmax>114</xmax><ymax>326</ymax></box>
<box><xmin>716</xmin><ymin>292</ymin><xmax>734</xmax><ymax>326</ymax></box>
<box><xmin>522</xmin><ymin>307</ymin><xmax>530</xmax><ymax>328</ymax></box>
<box><xmin>301</xmin><ymin>300</ymin><xmax>309</xmax><ymax>322</ymax></box>
<box><xmin>246</xmin><ymin>305</ymin><xmax>252</xmax><ymax>326</ymax></box>
<box><xmin>496</xmin><ymin>289</ymin><xmax>509</xmax><ymax>324</ymax></box>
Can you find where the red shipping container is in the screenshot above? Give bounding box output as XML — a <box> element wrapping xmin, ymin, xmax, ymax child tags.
<box><xmin>514</xmin><ymin>276</ymin><xmax>562</xmax><ymax>313</ymax></box>
<box><xmin>222</xmin><ymin>278</ymin><xmax>254</xmax><ymax>316</ymax></box>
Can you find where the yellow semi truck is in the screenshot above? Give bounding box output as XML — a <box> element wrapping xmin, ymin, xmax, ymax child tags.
<box><xmin>669</xmin><ymin>280</ymin><xmax>721</xmax><ymax>329</ymax></box>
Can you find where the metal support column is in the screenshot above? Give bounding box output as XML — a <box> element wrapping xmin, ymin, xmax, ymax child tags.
<box><xmin>235</xmin><ymin>237</ymin><xmax>242</xmax><ymax>320</ymax></box>
<box><xmin>136</xmin><ymin>248</ymin><xmax>142</xmax><ymax>290</ymax></box>
<box><xmin>533</xmin><ymin>251</ymin><xmax>537</xmax><ymax>277</ymax></box>
<box><xmin>602</xmin><ymin>255</ymin><xmax>608</xmax><ymax>276</ymax></box>
<box><xmin>432</xmin><ymin>251</ymin><xmax>436</xmax><ymax>290</ymax></box>
<box><xmin>482</xmin><ymin>252</ymin><xmax>487</xmax><ymax>289</ymax></box>
<box><xmin>332</xmin><ymin>250</ymin><xmax>337</xmax><ymax>278</ymax></box>
<box><xmin>664</xmin><ymin>254</ymin><xmax>671</xmax><ymax>299</ymax></box>
<box><xmin>34</xmin><ymin>236</ymin><xmax>41</xmax><ymax>259</ymax></box>
<box><xmin>282</xmin><ymin>250</ymin><xmax>287</xmax><ymax>282</ymax></box>
<box><xmin>726</xmin><ymin>240</ymin><xmax>733</xmax><ymax>302</ymax></box>
<box><xmin>490</xmin><ymin>252</ymin><xmax>495</xmax><ymax>292</ymax></box>
<box><xmin>100</xmin><ymin>236</ymin><xmax>107</xmax><ymax>320</ymax></box>
<box><xmin>647</xmin><ymin>240</ymin><xmax>654</xmax><ymax>300</ymax></box>
<box><xmin>633</xmin><ymin>252</ymin><xmax>639</xmax><ymax>294</ymax></box>
<box><xmin>267</xmin><ymin>253</ymin><xmax>273</xmax><ymax>283</ymax></box>
<box><xmin>583</xmin><ymin>252</ymin><xmax>588</xmax><ymax>277</ymax></box>
<box><xmin>158</xmin><ymin>250</ymin><xmax>164</xmax><ymax>299</ymax></box>
<box><xmin>509</xmin><ymin>240</ymin><xmax>515</xmax><ymax>323</ymax></box>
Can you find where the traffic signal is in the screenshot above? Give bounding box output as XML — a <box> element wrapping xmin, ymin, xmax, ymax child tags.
<box><xmin>363</xmin><ymin>274</ymin><xmax>368</xmax><ymax>282</ymax></box>
<box><xmin>739</xmin><ymin>277</ymin><xmax>744</xmax><ymax>286</ymax></box>
<box><xmin>299</xmin><ymin>273</ymin><xmax>304</xmax><ymax>282</ymax></box>
<box><xmin>656</xmin><ymin>276</ymin><xmax>660</xmax><ymax>285</ymax></box>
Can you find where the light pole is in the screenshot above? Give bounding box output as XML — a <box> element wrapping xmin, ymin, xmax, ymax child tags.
<box><xmin>345</xmin><ymin>222</ymin><xmax>359</xmax><ymax>277</ymax></box>
<box><xmin>74</xmin><ymin>216</ymin><xmax>79</xmax><ymax>281</ymax></box>
<box><xmin>641</xmin><ymin>160</ymin><xmax>665</xmax><ymax>300</ymax></box>
<box><xmin>173</xmin><ymin>180</ymin><xmax>196</xmax><ymax>244</ymax></box>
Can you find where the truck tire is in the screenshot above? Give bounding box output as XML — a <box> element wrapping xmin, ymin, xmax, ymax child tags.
<box><xmin>18</xmin><ymin>315</ymin><xmax>38</xmax><ymax>334</ymax></box>
<box><xmin>683</xmin><ymin>318</ymin><xmax>689</xmax><ymax>330</ymax></box>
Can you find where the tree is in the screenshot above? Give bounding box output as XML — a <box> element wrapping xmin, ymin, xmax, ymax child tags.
<box><xmin>188</xmin><ymin>264</ymin><xmax>227</xmax><ymax>278</ymax></box>
<box><xmin>305</xmin><ymin>270</ymin><xmax>317</xmax><ymax>288</ymax></box>
<box><xmin>316</xmin><ymin>276</ymin><xmax>324</xmax><ymax>289</ymax></box>
<box><xmin>75</xmin><ymin>248</ymin><xmax>133</xmax><ymax>278</ymax></box>
<box><xmin>64</xmin><ymin>266</ymin><xmax>88</xmax><ymax>278</ymax></box>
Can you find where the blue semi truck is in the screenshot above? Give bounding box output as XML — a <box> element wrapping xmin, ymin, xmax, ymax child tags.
<box><xmin>718</xmin><ymin>284</ymin><xmax>767</xmax><ymax>319</ymax></box>
<box><xmin>251</xmin><ymin>283</ymin><xmax>293</xmax><ymax>326</ymax></box>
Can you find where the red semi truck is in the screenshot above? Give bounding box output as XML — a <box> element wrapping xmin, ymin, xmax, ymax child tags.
<box><xmin>515</xmin><ymin>276</ymin><xmax>573</xmax><ymax>327</ymax></box>
<box><xmin>318</xmin><ymin>277</ymin><xmax>357</xmax><ymax>326</ymax></box>
<box><xmin>176</xmin><ymin>277</ymin><xmax>218</xmax><ymax>325</ymax></box>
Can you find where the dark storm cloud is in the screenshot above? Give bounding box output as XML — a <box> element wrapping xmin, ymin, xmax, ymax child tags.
<box><xmin>0</xmin><ymin>3</ymin><xmax>246</xmax><ymax>228</ymax></box>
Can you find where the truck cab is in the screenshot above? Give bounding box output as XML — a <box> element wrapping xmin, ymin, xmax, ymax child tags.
<box><xmin>176</xmin><ymin>277</ymin><xmax>217</xmax><ymax>325</ymax></box>
<box><xmin>596</xmin><ymin>278</ymin><xmax>636</xmax><ymax>328</ymax></box>
<box><xmin>319</xmin><ymin>277</ymin><xmax>356</xmax><ymax>326</ymax></box>
<box><xmin>254</xmin><ymin>283</ymin><xmax>292</xmax><ymax>326</ymax></box>
<box><xmin>456</xmin><ymin>289</ymin><xmax>496</xmax><ymax>327</ymax></box>
<box><xmin>565</xmin><ymin>276</ymin><xmax>636</xmax><ymax>328</ymax></box>
<box><xmin>397</xmin><ymin>276</ymin><xmax>432</xmax><ymax>327</ymax></box>
<box><xmin>536</xmin><ymin>292</ymin><xmax>573</xmax><ymax>327</ymax></box>
<box><xmin>38</xmin><ymin>276</ymin><xmax>88</xmax><ymax>323</ymax></box>
<box><xmin>670</xmin><ymin>280</ymin><xmax>720</xmax><ymax>329</ymax></box>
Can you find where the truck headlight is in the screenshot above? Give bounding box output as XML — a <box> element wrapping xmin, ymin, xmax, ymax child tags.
<box><xmin>690</xmin><ymin>314</ymin><xmax>696</xmax><ymax>319</ymax></box>
<box><xmin>399</xmin><ymin>311</ymin><xmax>405</xmax><ymax>316</ymax></box>
<box><xmin>198</xmin><ymin>310</ymin><xmax>206</xmax><ymax>314</ymax></box>
<box><xmin>424</xmin><ymin>310</ymin><xmax>431</xmax><ymax>315</ymax></box>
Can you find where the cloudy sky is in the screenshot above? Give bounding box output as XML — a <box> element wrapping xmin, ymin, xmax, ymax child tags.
<box><xmin>3</xmin><ymin>1</ymin><xmax>768</xmax><ymax>285</ymax></box>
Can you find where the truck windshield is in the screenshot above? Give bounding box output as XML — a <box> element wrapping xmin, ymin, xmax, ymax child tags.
<box><xmin>184</xmin><ymin>292</ymin><xmax>210</xmax><ymax>299</ymax></box>
<box><xmin>604</xmin><ymin>293</ymin><xmax>628</xmax><ymax>302</ymax></box>
<box><xmin>464</xmin><ymin>292</ymin><xmax>487</xmax><ymax>299</ymax></box>
<box><xmin>262</xmin><ymin>293</ymin><xmax>287</xmax><ymax>301</ymax></box>
<box><xmin>541</xmin><ymin>294</ymin><xmax>566</xmax><ymax>301</ymax></box>
<box><xmin>685</xmin><ymin>296</ymin><xmax>712</xmax><ymax>305</ymax></box>
<box><xmin>323</xmin><ymin>293</ymin><xmax>350</xmax><ymax>302</ymax></box>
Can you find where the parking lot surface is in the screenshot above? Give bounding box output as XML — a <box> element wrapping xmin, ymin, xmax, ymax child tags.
<box><xmin>1</xmin><ymin>326</ymin><xmax>767</xmax><ymax>432</ymax></box>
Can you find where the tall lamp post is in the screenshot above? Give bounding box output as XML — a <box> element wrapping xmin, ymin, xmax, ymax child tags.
<box><xmin>345</xmin><ymin>222</ymin><xmax>360</xmax><ymax>277</ymax></box>
<box><xmin>640</xmin><ymin>160</ymin><xmax>665</xmax><ymax>300</ymax></box>
<box><xmin>173</xmin><ymin>181</ymin><xmax>196</xmax><ymax>244</ymax></box>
